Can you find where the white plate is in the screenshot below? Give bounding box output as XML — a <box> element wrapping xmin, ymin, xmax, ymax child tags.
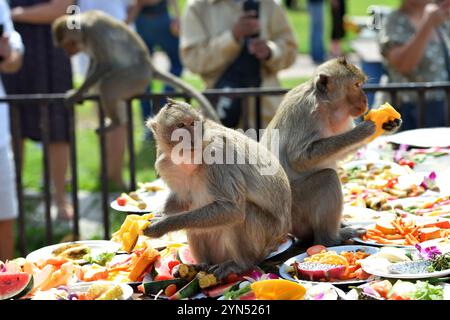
<box><xmin>26</xmin><ymin>240</ymin><xmax>121</xmax><ymax>263</ymax></box>
<box><xmin>266</xmin><ymin>236</ymin><xmax>294</xmax><ymax>259</ymax></box>
<box><xmin>360</xmin><ymin>258</ymin><xmax>450</xmax><ymax>280</ymax></box>
<box><xmin>341</xmin><ymin>159</ymin><xmax>410</xmax><ymax>175</ymax></box>
<box><xmin>383</xmin><ymin>128</ymin><xmax>450</xmax><ymax>148</ymax></box>
<box><xmin>346</xmin><ymin>281</ymin><xmax>450</xmax><ymax>300</ymax></box>
<box><xmin>68</xmin><ymin>281</ymin><xmax>134</xmax><ymax>300</ymax></box>
<box><xmin>111</xmin><ymin>189</ymin><xmax>170</xmax><ymax>213</ymax></box>
<box><xmin>279</xmin><ymin>245</ymin><xmax>380</xmax><ymax>285</ymax></box>
<box><xmin>342</xmin><ymin>206</ymin><xmax>398</xmax><ymax>227</ymax></box>
<box><xmin>353</xmin><ymin>217</ymin><xmax>450</xmax><ymax>248</ymax></box>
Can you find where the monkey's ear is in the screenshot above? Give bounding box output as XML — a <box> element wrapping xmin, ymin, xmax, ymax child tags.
<box><xmin>315</xmin><ymin>73</ymin><xmax>330</xmax><ymax>93</ymax></box>
<box><xmin>146</xmin><ymin>118</ymin><xmax>158</xmax><ymax>133</ymax></box>
<box><xmin>337</xmin><ymin>56</ymin><xmax>348</xmax><ymax>66</ymax></box>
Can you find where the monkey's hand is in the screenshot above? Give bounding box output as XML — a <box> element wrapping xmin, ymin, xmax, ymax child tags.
<box><xmin>64</xmin><ymin>89</ymin><xmax>82</xmax><ymax>107</ymax></box>
<box><xmin>382</xmin><ymin>118</ymin><xmax>402</xmax><ymax>134</ymax></box>
<box><xmin>143</xmin><ymin>219</ymin><xmax>170</xmax><ymax>238</ymax></box>
<box><xmin>208</xmin><ymin>261</ymin><xmax>248</xmax><ymax>281</ymax></box>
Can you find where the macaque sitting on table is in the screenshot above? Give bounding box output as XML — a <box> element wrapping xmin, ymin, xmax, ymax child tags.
<box><xmin>260</xmin><ymin>57</ymin><xmax>401</xmax><ymax>246</ymax></box>
<box><xmin>144</xmin><ymin>99</ymin><xmax>291</xmax><ymax>279</ymax></box>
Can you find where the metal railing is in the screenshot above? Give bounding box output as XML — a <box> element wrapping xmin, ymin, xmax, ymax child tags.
<box><xmin>2</xmin><ymin>81</ymin><xmax>450</xmax><ymax>256</ymax></box>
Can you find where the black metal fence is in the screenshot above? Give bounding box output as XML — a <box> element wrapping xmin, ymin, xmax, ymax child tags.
<box><xmin>2</xmin><ymin>81</ymin><xmax>450</xmax><ymax>256</ymax></box>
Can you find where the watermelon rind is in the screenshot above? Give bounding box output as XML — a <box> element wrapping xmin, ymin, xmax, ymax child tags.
<box><xmin>0</xmin><ymin>273</ymin><xmax>34</xmax><ymax>300</ymax></box>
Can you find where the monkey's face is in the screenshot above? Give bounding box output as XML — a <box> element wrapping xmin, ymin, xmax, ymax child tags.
<box><xmin>61</xmin><ymin>38</ymin><xmax>83</xmax><ymax>56</ymax></box>
<box><xmin>346</xmin><ymin>80</ymin><xmax>368</xmax><ymax>118</ymax></box>
<box><xmin>147</xmin><ymin>100</ymin><xmax>203</xmax><ymax>151</ymax></box>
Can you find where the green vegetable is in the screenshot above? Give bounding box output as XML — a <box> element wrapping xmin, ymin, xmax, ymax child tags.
<box><xmin>410</xmin><ymin>281</ymin><xmax>444</xmax><ymax>300</ymax></box>
<box><xmin>83</xmin><ymin>252</ymin><xmax>116</xmax><ymax>266</ymax></box>
<box><xmin>430</xmin><ymin>252</ymin><xmax>450</xmax><ymax>272</ymax></box>
<box><xmin>222</xmin><ymin>283</ymin><xmax>252</xmax><ymax>300</ymax></box>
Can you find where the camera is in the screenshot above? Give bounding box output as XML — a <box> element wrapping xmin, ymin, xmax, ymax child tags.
<box><xmin>243</xmin><ymin>0</ymin><xmax>260</xmax><ymax>38</ymax></box>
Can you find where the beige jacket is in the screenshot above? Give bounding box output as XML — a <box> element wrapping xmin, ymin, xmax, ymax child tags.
<box><xmin>180</xmin><ymin>0</ymin><xmax>297</xmax><ymax>127</ymax></box>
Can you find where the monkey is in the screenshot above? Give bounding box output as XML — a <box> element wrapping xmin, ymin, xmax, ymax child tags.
<box><xmin>260</xmin><ymin>57</ymin><xmax>401</xmax><ymax>246</ymax></box>
<box><xmin>143</xmin><ymin>99</ymin><xmax>292</xmax><ymax>279</ymax></box>
<box><xmin>52</xmin><ymin>10</ymin><xmax>220</xmax><ymax>129</ymax></box>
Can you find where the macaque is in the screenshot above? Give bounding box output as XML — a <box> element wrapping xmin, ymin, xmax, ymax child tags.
<box><xmin>144</xmin><ymin>99</ymin><xmax>291</xmax><ymax>279</ymax></box>
<box><xmin>52</xmin><ymin>11</ymin><xmax>220</xmax><ymax>129</ymax></box>
<box><xmin>260</xmin><ymin>57</ymin><xmax>401</xmax><ymax>246</ymax></box>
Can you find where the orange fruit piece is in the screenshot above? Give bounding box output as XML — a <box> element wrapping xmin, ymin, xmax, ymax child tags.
<box><xmin>250</xmin><ymin>279</ymin><xmax>306</xmax><ymax>300</ymax></box>
<box><xmin>364</xmin><ymin>103</ymin><xmax>401</xmax><ymax>141</ymax></box>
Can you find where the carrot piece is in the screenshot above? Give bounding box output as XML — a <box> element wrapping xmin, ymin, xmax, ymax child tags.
<box><xmin>391</xmin><ymin>221</ymin><xmax>405</xmax><ymax>234</ymax></box>
<box><xmin>385</xmin><ymin>234</ymin><xmax>404</xmax><ymax>240</ymax></box>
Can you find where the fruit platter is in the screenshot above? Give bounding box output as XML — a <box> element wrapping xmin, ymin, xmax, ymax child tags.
<box><xmin>279</xmin><ymin>245</ymin><xmax>378</xmax><ymax>285</ymax></box>
<box><xmin>111</xmin><ymin>179</ymin><xmax>170</xmax><ymax>213</ymax></box>
<box><xmin>354</xmin><ymin>217</ymin><xmax>450</xmax><ymax>247</ymax></box>
<box><xmin>359</xmin><ymin>245</ymin><xmax>450</xmax><ymax>279</ymax></box>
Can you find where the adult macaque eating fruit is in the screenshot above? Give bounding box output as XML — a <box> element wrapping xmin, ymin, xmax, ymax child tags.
<box><xmin>52</xmin><ymin>11</ymin><xmax>220</xmax><ymax>129</ymax></box>
<box><xmin>143</xmin><ymin>99</ymin><xmax>292</xmax><ymax>279</ymax></box>
<box><xmin>260</xmin><ymin>57</ymin><xmax>402</xmax><ymax>246</ymax></box>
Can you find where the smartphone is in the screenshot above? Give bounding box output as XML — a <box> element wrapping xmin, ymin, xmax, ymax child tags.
<box><xmin>243</xmin><ymin>0</ymin><xmax>260</xmax><ymax>38</ymax></box>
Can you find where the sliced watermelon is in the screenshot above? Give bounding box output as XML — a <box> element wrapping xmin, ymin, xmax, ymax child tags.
<box><xmin>177</xmin><ymin>246</ymin><xmax>197</xmax><ymax>264</ymax></box>
<box><xmin>203</xmin><ymin>281</ymin><xmax>241</xmax><ymax>298</ymax></box>
<box><xmin>153</xmin><ymin>250</ymin><xmax>179</xmax><ymax>280</ymax></box>
<box><xmin>0</xmin><ymin>272</ymin><xmax>33</xmax><ymax>300</ymax></box>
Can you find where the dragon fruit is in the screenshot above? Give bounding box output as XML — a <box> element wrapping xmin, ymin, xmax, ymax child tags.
<box><xmin>293</xmin><ymin>262</ymin><xmax>346</xmax><ymax>281</ymax></box>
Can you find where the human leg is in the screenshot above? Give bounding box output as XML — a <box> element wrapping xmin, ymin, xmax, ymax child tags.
<box><xmin>49</xmin><ymin>142</ymin><xmax>72</xmax><ymax>220</ymax></box>
<box><xmin>308</xmin><ymin>1</ymin><xmax>325</xmax><ymax>64</ymax></box>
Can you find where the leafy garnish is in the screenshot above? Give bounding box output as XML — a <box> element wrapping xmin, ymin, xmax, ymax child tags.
<box><xmin>83</xmin><ymin>251</ymin><xmax>116</xmax><ymax>266</ymax></box>
<box><xmin>223</xmin><ymin>284</ymin><xmax>252</xmax><ymax>300</ymax></box>
<box><xmin>410</xmin><ymin>281</ymin><xmax>444</xmax><ymax>300</ymax></box>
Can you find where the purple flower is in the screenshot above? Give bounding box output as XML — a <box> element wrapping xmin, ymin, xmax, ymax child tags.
<box><xmin>420</xmin><ymin>171</ymin><xmax>438</xmax><ymax>190</ymax></box>
<box><xmin>415</xmin><ymin>244</ymin><xmax>441</xmax><ymax>260</ymax></box>
<box><xmin>243</xmin><ymin>270</ymin><xmax>279</xmax><ymax>282</ymax></box>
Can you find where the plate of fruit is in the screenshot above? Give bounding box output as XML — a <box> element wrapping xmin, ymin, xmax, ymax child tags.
<box><xmin>279</xmin><ymin>245</ymin><xmax>379</xmax><ymax>285</ymax></box>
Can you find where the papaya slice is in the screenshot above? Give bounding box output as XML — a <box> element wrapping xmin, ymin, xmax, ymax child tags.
<box><xmin>364</xmin><ymin>103</ymin><xmax>401</xmax><ymax>141</ymax></box>
<box><xmin>250</xmin><ymin>279</ymin><xmax>306</xmax><ymax>300</ymax></box>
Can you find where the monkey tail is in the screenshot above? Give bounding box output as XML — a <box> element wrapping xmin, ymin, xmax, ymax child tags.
<box><xmin>153</xmin><ymin>68</ymin><xmax>221</xmax><ymax>123</ymax></box>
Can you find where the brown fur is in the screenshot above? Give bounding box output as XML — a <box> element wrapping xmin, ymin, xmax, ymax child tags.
<box><xmin>260</xmin><ymin>58</ymin><xmax>401</xmax><ymax>246</ymax></box>
<box><xmin>144</xmin><ymin>99</ymin><xmax>291</xmax><ymax>279</ymax></box>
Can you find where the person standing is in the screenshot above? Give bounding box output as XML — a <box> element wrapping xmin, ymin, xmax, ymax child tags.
<box><xmin>330</xmin><ymin>0</ymin><xmax>346</xmax><ymax>57</ymax></box>
<box><xmin>0</xmin><ymin>0</ymin><xmax>24</xmax><ymax>260</ymax></box>
<box><xmin>128</xmin><ymin>0</ymin><xmax>183</xmax><ymax>140</ymax></box>
<box><xmin>180</xmin><ymin>0</ymin><xmax>297</xmax><ymax>129</ymax></box>
<box><xmin>308</xmin><ymin>0</ymin><xmax>325</xmax><ymax>64</ymax></box>
<box><xmin>378</xmin><ymin>0</ymin><xmax>450</xmax><ymax>130</ymax></box>
<box><xmin>3</xmin><ymin>0</ymin><xmax>75</xmax><ymax>220</ymax></box>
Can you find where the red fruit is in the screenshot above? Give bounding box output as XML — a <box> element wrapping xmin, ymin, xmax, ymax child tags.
<box><xmin>226</xmin><ymin>273</ymin><xmax>239</xmax><ymax>284</ymax></box>
<box><xmin>168</xmin><ymin>260</ymin><xmax>181</xmax><ymax>273</ymax></box>
<box><xmin>294</xmin><ymin>262</ymin><xmax>346</xmax><ymax>281</ymax></box>
<box><xmin>117</xmin><ymin>197</ymin><xmax>127</xmax><ymax>206</ymax></box>
<box><xmin>306</xmin><ymin>245</ymin><xmax>327</xmax><ymax>257</ymax></box>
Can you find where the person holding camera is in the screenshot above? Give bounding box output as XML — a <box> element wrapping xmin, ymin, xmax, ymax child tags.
<box><xmin>180</xmin><ymin>0</ymin><xmax>297</xmax><ymax>129</ymax></box>
<box><xmin>378</xmin><ymin>0</ymin><xmax>450</xmax><ymax>130</ymax></box>
<box><xmin>0</xmin><ymin>0</ymin><xmax>24</xmax><ymax>260</ymax></box>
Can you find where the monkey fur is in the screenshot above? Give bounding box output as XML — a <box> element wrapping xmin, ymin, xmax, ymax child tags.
<box><xmin>260</xmin><ymin>57</ymin><xmax>401</xmax><ymax>246</ymax></box>
<box><xmin>144</xmin><ymin>99</ymin><xmax>291</xmax><ymax>279</ymax></box>
<box><xmin>52</xmin><ymin>11</ymin><xmax>220</xmax><ymax>128</ymax></box>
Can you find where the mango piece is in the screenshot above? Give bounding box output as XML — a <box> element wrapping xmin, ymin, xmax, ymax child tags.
<box><xmin>364</xmin><ymin>103</ymin><xmax>401</xmax><ymax>141</ymax></box>
<box><xmin>112</xmin><ymin>214</ymin><xmax>154</xmax><ymax>253</ymax></box>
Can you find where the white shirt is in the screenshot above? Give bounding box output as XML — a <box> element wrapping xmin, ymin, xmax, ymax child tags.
<box><xmin>0</xmin><ymin>0</ymin><xmax>25</xmax><ymax>148</ymax></box>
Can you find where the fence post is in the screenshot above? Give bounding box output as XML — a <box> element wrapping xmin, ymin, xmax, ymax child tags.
<box><xmin>40</xmin><ymin>104</ymin><xmax>53</xmax><ymax>245</ymax></box>
<box><xmin>68</xmin><ymin>103</ymin><xmax>79</xmax><ymax>240</ymax></box>
<box><xmin>97</xmin><ymin>100</ymin><xmax>110</xmax><ymax>239</ymax></box>
<box><xmin>9</xmin><ymin>104</ymin><xmax>27</xmax><ymax>255</ymax></box>
<box><xmin>126</xmin><ymin>100</ymin><xmax>136</xmax><ymax>192</ymax></box>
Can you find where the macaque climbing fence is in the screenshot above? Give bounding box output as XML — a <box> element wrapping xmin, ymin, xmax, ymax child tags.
<box><xmin>2</xmin><ymin>82</ymin><xmax>450</xmax><ymax>256</ymax></box>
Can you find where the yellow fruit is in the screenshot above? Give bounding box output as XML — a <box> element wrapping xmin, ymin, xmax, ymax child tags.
<box><xmin>364</xmin><ymin>103</ymin><xmax>401</xmax><ymax>141</ymax></box>
<box><xmin>251</xmin><ymin>279</ymin><xmax>306</xmax><ymax>300</ymax></box>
